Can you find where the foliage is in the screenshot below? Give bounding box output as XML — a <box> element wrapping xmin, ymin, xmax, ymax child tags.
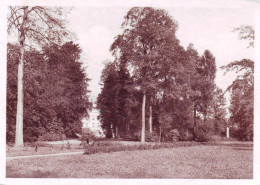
<box><xmin>193</xmin><ymin>125</ymin><xmax>211</xmax><ymax>142</ymax></box>
<box><xmin>221</xmin><ymin>59</ymin><xmax>254</xmax><ymax>141</ymax></box>
<box><xmin>8</xmin><ymin>6</ymin><xmax>71</xmax><ymax>46</ymax></box>
<box><xmin>97</xmin><ymin>61</ymin><xmax>142</xmax><ymax>138</ymax></box>
<box><xmin>233</xmin><ymin>25</ymin><xmax>254</xmax><ymax>48</ymax></box>
<box><xmin>83</xmin><ymin>141</ymin><xmax>203</xmax><ymax>155</ymax></box>
<box><xmin>179</xmin><ymin>129</ymin><xmax>194</xmax><ymax>141</ymax></box>
<box><xmin>110</xmin><ymin>7</ymin><xmax>186</xmax><ymax>142</ymax></box>
<box><xmin>6</xmin><ymin>42</ymin><xmax>91</xmax><ymax>142</ymax></box>
<box><xmin>97</xmin><ymin>7</ymin><xmax>223</xmax><ymax>142</ymax></box>
<box><xmin>208</xmin><ymin>87</ymin><xmax>227</xmax><ymax>134</ymax></box>
<box><xmin>164</xmin><ymin>129</ymin><xmax>180</xmax><ymax>142</ymax></box>
<box><xmin>220</xmin><ymin>25</ymin><xmax>254</xmax><ymax>141</ymax></box>
<box><xmin>97</xmin><ymin>62</ymin><xmax>118</xmax><ymax>138</ymax></box>
<box><xmin>8</xmin><ymin>6</ymin><xmax>73</xmax><ymax>146</ymax></box>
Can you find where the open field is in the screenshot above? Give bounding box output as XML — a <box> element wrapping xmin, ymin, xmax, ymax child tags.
<box><xmin>6</xmin><ymin>142</ymin><xmax>253</xmax><ymax>178</ymax></box>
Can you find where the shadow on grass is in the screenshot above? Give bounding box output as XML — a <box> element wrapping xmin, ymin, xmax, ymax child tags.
<box><xmin>232</xmin><ymin>147</ymin><xmax>253</xmax><ymax>151</ymax></box>
<box><xmin>6</xmin><ymin>166</ymin><xmax>57</xmax><ymax>178</ymax></box>
<box><xmin>227</xmin><ymin>143</ymin><xmax>253</xmax><ymax>147</ymax></box>
<box><xmin>117</xmin><ymin>168</ymin><xmax>165</xmax><ymax>178</ymax></box>
<box><xmin>208</xmin><ymin>142</ymin><xmax>253</xmax><ymax>148</ymax></box>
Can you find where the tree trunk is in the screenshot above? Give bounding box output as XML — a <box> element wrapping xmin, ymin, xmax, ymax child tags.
<box><xmin>116</xmin><ymin>125</ymin><xmax>118</xmax><ymax>138</ymax></box>
<box><xmin>203</xmin><ymin>106</ymin><xmax>207</xmax><ymax>124</ymax></box>
<box><xmin>149</xmin><ymin>106</ymin><xmax>152</xmax><ymax>133</ymax></box>
<box><xmin>15</xmin><ymin>7</ymin><xmax>28</xmax><ymax>147</ymax></box>
<box><xmin>159</xmin><ymin>125</ymin><xmax>162</xmax><ymax>142</ymax></box>
<box><xmin>141</xmin><ymin>91</ymin><xmax>146</xmax><ymax>143</ymax></box>
<box><xmin>226</xmin><ymin>127</ymin><xmax>230</xmax><ymax>138</ymax></box>
<box><xmin>193</xmin><ymin>104</ymin><xmax>196</xmax><ymax>126</ymax></box>
<box><xmin>112</xmin><ymin>124</ymin><xmax>116</xmax><ymax>138</ymax></box>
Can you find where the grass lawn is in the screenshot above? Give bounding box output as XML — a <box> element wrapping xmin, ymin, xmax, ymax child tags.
<box><xmin>7</xmin><ymin>142</ymin><xmax>84</xmax><ymax>157</ymax></box>
<box><xmin>6</xmin><ymin>143</ymin><xmax>253</xmax><ymax>178</ymax></box>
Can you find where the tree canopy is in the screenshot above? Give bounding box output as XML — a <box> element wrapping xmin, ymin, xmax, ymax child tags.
<box><xmin>98</xmin><ymin>7</ymin><xmax>221</xmax><ymax>142</ymax></box>
<box><xmin>7</xmin><ymin>6</ymin><xmax>73</xmax><ymax>146</ymax></box>
<box><xmin>7</xmin><ymin>42</ymin><xmax>92</xmax><ymax>142</ymax></box>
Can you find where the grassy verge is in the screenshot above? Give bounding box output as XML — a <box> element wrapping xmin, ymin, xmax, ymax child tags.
<box><xmin>7</xmin><ymin>141</ymin><xmax>84</xmax><ymax>157</ymax></box>
<box><xmin>83</xmin><ymin>141</ymin><xmax>204</xmax><ymax>155</ymax></box>
<box><xmin>6</xmin><ymin>143</ymin><xmax>253</xmax><ymax>178</ymax></box>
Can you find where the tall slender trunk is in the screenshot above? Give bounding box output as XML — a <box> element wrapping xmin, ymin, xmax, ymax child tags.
<box><xmin>141</xmin><ymin>91</ymin><xmax>146</xmax><ymax>143</ymax></box>
<box><xmin>203</xmin><ymin>113</ymin><xmax>207</xmax><ymax>124</ymax></box>
<box><xmin>226</xmin><ymin>127</ymin><xmax>230</xmax><ymax>138</ymax></box>
<box><xmin>15</xmin><ymin>7</ymin><xmax>28</xmax><ymax>147</ymax></box>
<box><xmin>115</xmin><ymin>125</ymin><xmax>118</xmax><ymax>138</ymax></box>
<box><xmin>203</xmin><ymin>107</ymin><xmax>207</xmax><ymax>124</ymax></box>
<box><xmin>193</xmin><ymin>104</ymin><xmax>196</xmax><ymax>126</ymax></box>
<box><xmin>112</xmin><ymin>124</ymin><xmax>116</xmax><ymax>138</ymax></box>
<box><xmin>159</xmin><ymin>125</ymin><xmax>162</xmax><ymax>142</ymax></box>
<box><xmin>112</xmin><ymin>125</ymin><xmax>115</xmax><ymax>138</ymax></box>
<box><xmin>149</xmin><ymin>106</ymin><xmax>152</xmax><ymax>133</ymax></box>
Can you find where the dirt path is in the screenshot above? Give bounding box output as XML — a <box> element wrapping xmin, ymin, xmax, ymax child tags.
<box><xmin>6</xmin><ymin>151</ymin><xmax>84</xmax><ymax>160</ymax></box>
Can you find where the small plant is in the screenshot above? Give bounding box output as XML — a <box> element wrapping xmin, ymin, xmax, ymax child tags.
<box><xmin>153</xmin><ymin>144</ymin><xmax>159</xmax><ymax>149</ymax></box>
<box><xmin>66</xmin><ymin>141</ymin><xmax>71</xmax><ymax>149</ymax></box>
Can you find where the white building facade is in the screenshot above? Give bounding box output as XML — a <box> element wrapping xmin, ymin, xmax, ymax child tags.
<box><xmin>82</xmin><ymin>109</ymin><xmax>104</xmax><ymax>137</ymax></box>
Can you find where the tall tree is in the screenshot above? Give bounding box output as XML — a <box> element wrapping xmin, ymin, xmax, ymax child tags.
<box><xmin>97</xmin><ymin>62</ymin><xmax>118</xmax><ymax>138</ymax></box>
<box><xmin>110</xmin><ymin>7</ymin><xmax>181</xmax><ymax>142</ymax></box>
<box><xmin>8</xmin><ymin>6</ymin><xmax>70</xmax><ymax>146</ymax></box>
<box><xmin>221</xmin><ymin>25</ymin><xmax>254</xmax><ymax>140</ymax></box>
<box><xmin>7</xmin><ymin>42</ymin><xmax>91</xmax><ymax>142</ymax></box>
<box><xmin>208</xmin><ymin>87</ymin><xmax>227</xmax><ymax>133</ymax></box>
<box><xmin>186</xmin><ymin>44</ymin><xmax>201</xmax><ymax>128</ymax></box>
<box><xmin>197</xmin><ymin>50</ymin><xmax>216</xmax><ymax>123</ymax></box>
<box><xmin>221</xmin><ymin>59</ymin><xmax>254</xmax><ymax>140</ymax></box>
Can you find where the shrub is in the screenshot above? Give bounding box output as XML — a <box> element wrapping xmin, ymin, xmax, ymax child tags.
<box><xmin>179</xmin><ymin>129</ymin><xmax>194</xmax><ymax>141</ymax></box>
<box><xmin>83</xmin><ymin>141</ymin><xmax>204</xmax><ymax>155</ymax></box>
<box><xmin>194</xmin><ymin>125</ymin><xmax>211</xmax><ymax>142</ymax></box>
<box><xmin>37</xmin><ymin>133</ymin><xmax>64</xmax><ymax>141</ymax></box>
<box><xmin>153</xmin><ymin>144</ymin><xmax>160</xmax><ymax>149</ymax></box>
<box><xmin>124</xmin><ymin>131</ymin><xmax>160</xmax><ymax>142</ymax></box>
<box><xmin>163</xmin><ymin>129</ymin><xmax>180</xmax><ymax>142</ymax></box>
<box><xmin>245</xmin><ymin>124</ymin><xmax>253</xmax><ymax>141</ymax></box>
<box><xmin>229</xmin><ymin>127</ymin><xmax>247</xmax><ymax>141</ymax></box>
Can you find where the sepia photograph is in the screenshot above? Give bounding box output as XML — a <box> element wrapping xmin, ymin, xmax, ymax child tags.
<box><xmin>1</xmin><ymin>0</ymin><xmax>260</xmax><ymax>184</ymax></box>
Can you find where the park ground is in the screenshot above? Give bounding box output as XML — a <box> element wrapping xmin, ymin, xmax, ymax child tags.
<box><xmin>6</xmin><ymin>141</ymin><xmax>253</xmax><ymax>178</ymax></box>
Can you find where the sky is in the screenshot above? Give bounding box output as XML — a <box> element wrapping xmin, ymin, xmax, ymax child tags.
<box><xmin>66</xmin><ymin>0</ymin><xmax>257</xmax><ymax>103</ymax></box>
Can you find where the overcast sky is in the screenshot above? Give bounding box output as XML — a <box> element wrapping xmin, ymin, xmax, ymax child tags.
<box><xmin>66</xmin><ymin>0</ymin><xmax>257</xmax><ymax>102</ymax></box>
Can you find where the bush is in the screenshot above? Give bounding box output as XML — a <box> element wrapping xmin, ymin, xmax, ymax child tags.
<box><xmin>37</xmin><ymin>133</ymin><xmax>65</xmax><ymax>141</ymax></box>
<box><xmin>193</xmin><ymin>125</ymin><xmax>211</xmax><ymax>142</ymax></box>
<box><xmin>84</xmin><ymin>142</ymin><xmax>184</xmax><ymax>155</ymax></box>
<box><xmin>163</xmin><ymin>129</ymin><xmax>180</xmax><ymax>142</ymax></box>
<box><xmin>122</xmin><ymin>131</ymin><xmax>160</xmax><ymax>142</ymax></box>
<box><xmin>245</xmin><ymin>124</ymin><xmax>253</xmax><ymax>141</ymax></box>
<box><xmin>230</xmin><ymin>124</ymin><xmax>254</xmax><ymax>141</ymax></box>
<box><xmin>179</xmin><ymin>129</ymin><xmax>194</xmax><ymax>141</ymax></box>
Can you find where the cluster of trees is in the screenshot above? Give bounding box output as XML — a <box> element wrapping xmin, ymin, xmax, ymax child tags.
<box><xmin>7</xmin><ymin>42</ymin><xmax>91</xmax><ymax>143</ymax></box>
<box><xmin>6</xmin><ymin>6</ymin><xmax>254</xmax><ymax>145</ymax></box>
<box><xmin>221</xmin><ymin>25</ymin><xmax>254</xmax><ymax>141</ymax></box>
<box><xmin>7</xmin><ymin>6</ymin><xmax>91</xmax><ymax>144</ymax></box>
<box><xmin>97</xmin><ymin>7</ymin><xmax>227</xmax><ymax>142</ymax></box>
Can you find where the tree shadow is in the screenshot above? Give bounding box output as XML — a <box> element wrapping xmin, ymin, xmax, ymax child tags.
<box><xmin>6</xmin><ymin>166</ymin><xmax>58</xmax><ymax>178</ymax></box>
<box><xmin>232</xmin><ymin>147</ymin><xmax>253</xmax><ymax>151</ymax></box>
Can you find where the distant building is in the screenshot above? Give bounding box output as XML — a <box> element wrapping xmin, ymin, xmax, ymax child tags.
<box><xmin>82</xmin><ymin>109</ymin><xmax>104</xmax><ymax>137</ymax></box>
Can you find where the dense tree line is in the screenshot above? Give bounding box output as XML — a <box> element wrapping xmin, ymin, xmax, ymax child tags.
<box><xmin>7</xmin><ymin>42</ymin><xmax>92</xmax><ymax>142</ymax></box>
<box><xmin>97</xmin><ymin>7</ymin><xmax>227</xmax><ymax>142</ymax></box>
